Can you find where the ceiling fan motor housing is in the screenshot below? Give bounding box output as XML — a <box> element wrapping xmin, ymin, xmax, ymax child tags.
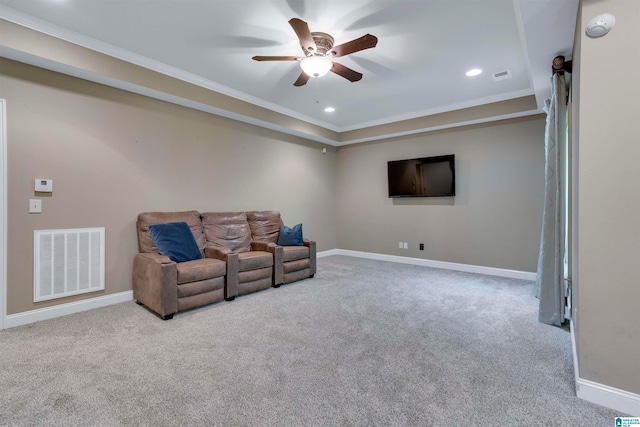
<box><xmin>306</xmin><ymin>32</ymin><xmax>335</xmax><ymax>56</ymax></box>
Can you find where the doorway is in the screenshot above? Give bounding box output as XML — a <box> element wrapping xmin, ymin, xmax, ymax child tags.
<box><xmin>0</xmin><ymin>99</ymin><xmax>6</xmax><ymax>330</ymax></box>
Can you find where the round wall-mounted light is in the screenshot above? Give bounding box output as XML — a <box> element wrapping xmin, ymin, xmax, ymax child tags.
<box><xmin>586</xmin><ymin>13</ymin><xmax>615</xmax><ymax>37</ymax></box>
<box><xmin>300</xmin><ymin>56</ymin><xmax>333</xmax><ymax>78</ymax></box>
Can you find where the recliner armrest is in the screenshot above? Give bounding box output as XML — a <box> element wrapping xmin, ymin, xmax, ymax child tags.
<box><xmin>204</xmin><ymin>245</ymin><xmax>231</xmax><ymax>261</ymax></box>
<box><xmin>205</xmin><ymin>246</ymin><xmax>239</xmax><ymax>299</ymax></box>
<box><xmin>136</xmin><ymin>252</ymin><xmax>173</xmax><ymax>264</ymax></box>
<box><xmin>132</xmin><ymin>253</ymin><xmax>178</xmax><ymax>318</ymax></box>
<box><xmin>251</xmin><ymin>241</ymin><xmax>283</xmax><ymax>285</ymax></box>
<box><xmin>303</xmin><ymin>239</ymin><xmax>316</xmax><ymax>276</ymax></box>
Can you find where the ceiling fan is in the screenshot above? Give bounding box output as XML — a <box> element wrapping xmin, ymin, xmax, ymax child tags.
<box><xmin>252</xmin><ymin>18</ymin><xmax>378</xmax><ymax>87</ymax></box>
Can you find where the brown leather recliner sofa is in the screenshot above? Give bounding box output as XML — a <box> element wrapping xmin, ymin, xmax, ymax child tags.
<box><xmin>132</xmin><ymin>210</ymin><xmax>315</xmax><ymax>319</ymax></box>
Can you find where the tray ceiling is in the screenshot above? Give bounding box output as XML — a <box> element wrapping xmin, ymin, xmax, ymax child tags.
<box><xmin>0</xmin><ymin>0</ymin><xmax>578</xmax><ymax>143</ymax></box>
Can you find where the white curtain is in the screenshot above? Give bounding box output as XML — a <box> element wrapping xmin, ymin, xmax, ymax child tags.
<box><xmin>536</xmin><ymin>73</ymin><xmax>567</xmax><ymax>326</ymax></box>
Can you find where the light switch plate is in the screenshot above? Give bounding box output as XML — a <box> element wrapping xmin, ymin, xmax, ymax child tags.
<box><xmin>29</xmin><ymin>199</ymin><xmax>42</xmax><ymax>214</ymax></box>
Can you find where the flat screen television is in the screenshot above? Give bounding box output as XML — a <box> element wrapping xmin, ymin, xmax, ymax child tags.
<box><xmin>387</xmin><ymin>154</ymin><xmax>455</xmax><ymax>198</ymax></box>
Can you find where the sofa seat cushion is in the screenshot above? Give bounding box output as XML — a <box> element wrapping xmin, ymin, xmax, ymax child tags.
<box><xmin>238</xmin><ymin>251</ymin><xmax>273</xmax><ymax>271</ymax></box>
<box><xmin>282</xmin><ymin>245</ymin><xmax>310</xmax><ymax>262</ymax></box>
<box><xmin>176</xmin><ymin>258</ymin><xmax>226</xmax><ymax>284</ymax></box>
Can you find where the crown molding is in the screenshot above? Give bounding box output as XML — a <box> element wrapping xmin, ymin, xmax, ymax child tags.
<box><xmin>0</xmin><ymin>5</ymin><xmax>341</xmax><ymax>133</ymax></box>
<box><xmin>339</xmin><ymin>88</ymin><xmax>536</xmax><ymax>133</ymax></box>
<box><xmin>338</xmin><ymin>109</ymin><xmax>543</xmax><ymax>146</ymax></box>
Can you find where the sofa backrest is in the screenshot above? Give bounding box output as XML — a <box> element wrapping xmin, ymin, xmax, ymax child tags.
<box><xmin>136</xmin><ymin>211</ymin><xmax>205</xmax><ymax>253</ymax></box>
<box><xmin>201</xmin><ymin>211</ymin><xmax>252</xmax><ymax>254</ymax></box>
<box><xmin>246</xmin><ymin>210</ymin><xmax>282</xmax><ymax>244</ymax></box>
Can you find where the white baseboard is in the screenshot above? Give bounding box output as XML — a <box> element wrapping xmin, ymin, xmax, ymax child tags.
<box><xmin>317</xmin><ymin>249</ymin><xmax>339</xmax><ymax>258</ymax></box>
<box><xmin>576</xmin><ymin>378</ymin><xmax>640</xmax><ymax>416</ymax></box>
<box><xmin>571</xmin><ymin>313</ymin><xmax>639</xmax><ymax>415</ymax></box>
<box><xmin>4</xmin><ymin>290</ymin><xmax>133</xmax><ymax>329</ymax></box>
<box><xmin>333</xmin><ymin>249</ymin><xmax>536</xmax><ymax>281</ymax></box>
<box><xmin>570</xmin><ymin>318</ymin><xmax>580</xmax><ymax>384</ymax></box>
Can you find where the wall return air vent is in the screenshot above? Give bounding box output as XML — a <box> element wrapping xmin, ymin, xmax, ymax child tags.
<box><xmin>492</xmin><ymin>70</ymin><xmax>511</xmax><ymax>82</ymax></box>
<box><xmin>34</xmin><ymin>227</ymin><xmax>105</xmax><ymax>302</ymax></box>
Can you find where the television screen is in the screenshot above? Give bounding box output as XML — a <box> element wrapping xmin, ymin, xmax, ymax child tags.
<box><xmin>388</xmin><ymin>155</ymin><xmax>455</xmax><ymax>198</ymax></box>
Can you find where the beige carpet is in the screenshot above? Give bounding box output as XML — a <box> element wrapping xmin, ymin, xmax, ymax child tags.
<box><xmin>0</xmin><ymin>255</ymin><xmax>621</xmax><ymax>426</ymax></box>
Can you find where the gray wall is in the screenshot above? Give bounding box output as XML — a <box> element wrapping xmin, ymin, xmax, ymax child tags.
<box><xmin>335</xmin><ymin>117</ymin><xmax>545</xmax><ymax>272</ymax></box>
<box><xmin>1</xmin><ymin>59</ymin><xmax>337</xmax><ymax>315</ymax></box>
<box><xmin>574</xmin><ymin>0</ymin><xmax>640</xmax><ymax>394</ymax></box>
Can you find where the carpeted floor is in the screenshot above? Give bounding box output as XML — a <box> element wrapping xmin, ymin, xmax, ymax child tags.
<box><xmin>0</xmin><ymin>256</ymin><xmax>621</xmax><ymax>426</ymax></box>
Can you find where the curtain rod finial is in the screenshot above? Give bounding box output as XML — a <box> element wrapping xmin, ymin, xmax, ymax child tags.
<box><xmin>552</xmin><ymin>56</ymin><xmax>572</xmax><ymax>75</ymax></box>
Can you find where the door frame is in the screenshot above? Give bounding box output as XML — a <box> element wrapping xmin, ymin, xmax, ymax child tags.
<box><xmin>0</xmin><ymin>99</ymin><xmax>6</xmax><ymax>330</ymax></box>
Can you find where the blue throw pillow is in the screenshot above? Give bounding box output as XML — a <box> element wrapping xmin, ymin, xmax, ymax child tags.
<box><xmin>277</xmin><ymin>223</ymin><xmax>304</xmax><ymax>246</ymax></box>
<box><xmin>148</xmin><ymin>222</ymin><xmax>202</xmax><ymax>263</ymax></box>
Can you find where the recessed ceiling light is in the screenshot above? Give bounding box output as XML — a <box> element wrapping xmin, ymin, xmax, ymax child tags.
<box><xmin>466</xmin><ymin>68</ymin><xmax>482</xmax><ymax>77</ymax></box>
<box><xmin>324</xmin><ymin>107</ymin><xmax>335</xmax><ymax>113</ymax></box>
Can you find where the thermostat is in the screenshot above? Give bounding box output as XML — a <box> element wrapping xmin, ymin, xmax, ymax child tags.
<box><xmin>35</xmin><ymin>179</ymin><xmax>53</xmax><ymax>192</ymax></box>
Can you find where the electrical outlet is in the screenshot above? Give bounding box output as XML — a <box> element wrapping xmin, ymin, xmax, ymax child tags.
<box><xmin>419</xmin><ymin>243</ymin><xmax>424</xmax><ymax>250</ymax></box>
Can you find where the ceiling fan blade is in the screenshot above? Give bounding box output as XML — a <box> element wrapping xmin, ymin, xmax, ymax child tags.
<box><xmin>288</xmin><ymin>18</ymin><xmax>317</xmax><ymax>54</ymax></box>
<box><xmin>252</xmin><ymin>56</ymin><xmax>299</xmax><ymax>61</ymax></box>
<box><xmin>330</xmin><ymin>62</ymin><xmax>363</xmax><ymax>82</ymax></box>
<box><xmin>293</xmin><ymin>72</ymin><xmax>311</xmax><ymax>87</ymax></box>
<box><xmin>330</xmin><ymin>34</ymin><xmax>378</xmax><ymax>57</ymax></box>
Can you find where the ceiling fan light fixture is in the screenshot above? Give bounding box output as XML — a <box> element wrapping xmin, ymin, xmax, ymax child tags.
<box><xmin>253</xmin><ymin>18</ymin><xmax>376</xmax><ymax>86</ymax></box>
<box><xmin>300</xmin><ymin>56</ymin><xmax>332</xmax><ymax>78</ymax></box>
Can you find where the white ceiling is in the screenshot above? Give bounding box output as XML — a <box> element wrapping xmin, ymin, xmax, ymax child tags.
<box><xmin>0</xmin><ymin>0</ymin><xmax>578</xmax><ymax>135</ymax></box>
